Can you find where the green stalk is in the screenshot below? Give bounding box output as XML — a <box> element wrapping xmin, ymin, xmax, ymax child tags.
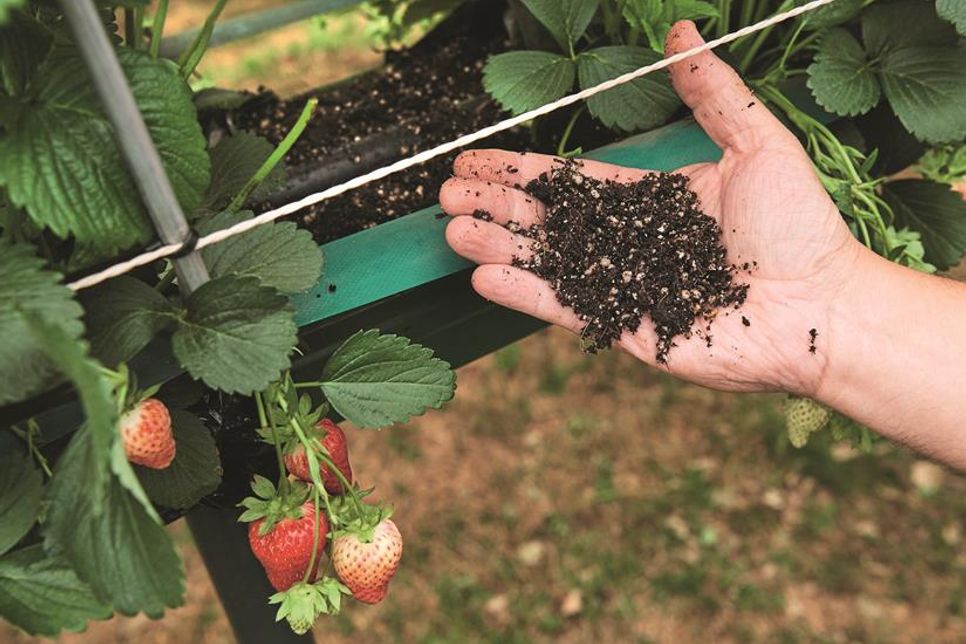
<box><xmin>149</xmin><ymin>0</ymin><xmax>170</xmax><ymax>58</ymax></box>
<box><xmin>556</xmin><ymin>105</ymin><xmax>586</xmax><ymax>157</ymax></box>
<box><xmin>303</xmin><ymin>486</ymin><xmax>322</xmax><ymax>584</ymax></box>
<box><xmin>737</xmin><ymin>0</ymin><xmax>793</xmax><ymax>73</ymax></box>
<box><xmin>717</xmin><ymin>0</ymin><xmax>732</xmax><ymax>38</ymax></box>
<box><xmin>227</xmin><ymin>97</ymin><xmax>319</xmax><ymax>212</ymax></box>
<box><xmin>124</xmin><ymin>8</ymin><xmax>137</xmax><ymax>47</ymax></box>
<box><xmin>256</xmin><ymin>391</ymin><xmax>290</xmax><ymax>496</ymax></box>
<box><xmin>177</xmin><ymin>0</ymin><xmax>228</xmax><ymax>79</ymax></box>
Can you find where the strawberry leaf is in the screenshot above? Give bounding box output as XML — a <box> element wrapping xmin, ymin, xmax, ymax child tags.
<box><xmin>0</xmin><ymin>245</ymin><xmax>84</xmax><ymax>406</ymax></box>
<box><xmin>483</xmin><ymin>51</ymin><xmax>576</xmax><ymax>115</ymax></box>
<box><xmin>518</xmin><ymin>0</ymin><xmax>599</xmax><ymax>52</ymax></box>
<box><xmin>806</xmin><ymin>29</ymin><xmax>880</xmax><ymax>117</ymax></box>
<box><xmin>576</xmin><ymin>46</ymin><xmax>679</xmax><ymax>132</ymax></box>
<box><xmin>44</xmin><ymin>426</ymin><xmax>185</xmax><ymax>617</ymax></box>
<box><xmin>26</xmin><ymin>313</ymin><xmax>116</xmax><ymax>513</ymax></box>
<box><xmin>201</xmin><ymin>132</ymin><xmax>287</xmax><ymax>211</ymax></box>
<box><xmin>882</xmin><ymin>179</ymin><xmax>966</xmax><ymax>270</ymax></box>
<box><xmin>937</xmin><ymin>0</ymin><xmax>966</xmax><ymax>35</ymax></box>
<box><xmin>172</xmin><ymin>275</ymin><xmax>297</xmax><ymax>394</ymax></box>
<box><xmin>0</xmin><ymin>544</ymin><xmax>112</xmax><ymax>636</ymax></box>
<box><xmin>0</xmin><ymin>47</ymin><xmax>209</xmax><ymax>254</ymax></box>
<box><xmin>0</xmin><ymin>450</ymin><xmax>42</xmax><ymax>556</ymax></box>
<box><xmin>79</xmin><ymin>276</ymin><xmax>178</xmax><ymax>368</ymax></box>
<box><xmin>320</xmin><ymin>330</ymin><xmax>456</xmax><ymax>429</ymax></box>
<box><xmin>199</xmin><ymin>210</ymin><xmax>324</xmax><ymax>294</ymax></box>
<box><xmin>135</xmin><ymin>411</ymin><xmax>222</xmax><ymax>510</ymax></box>
<box><xmin>876</xmin><ymin>46</ymin><xmax>966</xmax><ymax>144</ymax></box>
<box><xmin>798</xmin><ymin>0</ymin><xmax>863</xmax><ymax>30</ymax></box>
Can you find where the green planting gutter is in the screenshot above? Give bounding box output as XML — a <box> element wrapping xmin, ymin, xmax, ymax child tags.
<box><xmin>292</xmin><ymin>118</ymin><xmax>724</xmax><ymax>326</ymax></box>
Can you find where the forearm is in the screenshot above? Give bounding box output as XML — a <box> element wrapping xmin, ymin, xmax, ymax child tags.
<box><xmin>816</xmin><ymin>248</ymin><xmax>966</xmax><ymax>469</ymax></box>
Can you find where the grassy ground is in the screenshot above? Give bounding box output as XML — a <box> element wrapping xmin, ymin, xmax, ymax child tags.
<box><xmin>6</xmin><ymin>2</ymin><xmax>966</xmax><ymax>642</ymax></box>
<box><xmin>8</xmin><ymin>329</ymin><xmax>966</xmax><ymax>643</ymax></box>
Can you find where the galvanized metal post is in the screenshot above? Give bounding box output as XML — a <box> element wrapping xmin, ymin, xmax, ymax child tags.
<box><xmin>59</xmin><ymin>0</ymin><xmax>210</xmax><ymax>293</ymax></box>
<box><xmin>58</xmin><ymin>4</ymin><xmax>309</xmax><ymax>640</ymax></box>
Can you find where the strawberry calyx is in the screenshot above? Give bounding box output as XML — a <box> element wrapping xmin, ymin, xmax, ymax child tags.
<box><xmin>238</xmin><ymin>475</ymin><xmax>312</xmax><ymax>536</ymax></box>
<box><xmin>268</xmin><ymin>577</ymin><xmax>351</xmax><ymax>635</ymax></box>
<box><xmin>328</xmin><ymin>498</ymin><xmax>392</xmax><ymax>543</ymax></box>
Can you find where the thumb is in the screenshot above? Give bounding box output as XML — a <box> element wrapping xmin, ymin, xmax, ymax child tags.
<box><xmin>665</xmin><ymin>20</ymin><xmax>797</xmax><ymax>153</ymax></box>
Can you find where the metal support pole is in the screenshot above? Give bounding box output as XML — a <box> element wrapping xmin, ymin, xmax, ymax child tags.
<box><xmin>59</xmin><ymin>0</ymin><xmax>210</xmax><ymax>293</ymax></box>
<box><xmin>58</xmin><ymin>3</ymin><xmax>303</xmax><ymax>639</ymax></box>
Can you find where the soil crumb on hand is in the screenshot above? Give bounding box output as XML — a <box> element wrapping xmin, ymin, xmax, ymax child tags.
<box><xmin>513</xmin><ymin>160</ymin><xmax>748</xmax><ymax>363</ymax></box>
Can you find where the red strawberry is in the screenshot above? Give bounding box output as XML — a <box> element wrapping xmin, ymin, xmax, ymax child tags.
<box><xmin>119</xmin><ymin>398</ymin><xmax>175</xmax><ymax>469</ymax></box>
<box><xmin>332</xmin><ymin>518</ymin><xmax>402</xmax><ymax>604</ymax></box>
<box><xmin>248</xmin><ymin>500</ymin><xmax>329</xmax><ymax>592</ymax></box>
<box><xmin>284</xmin><ymin>419</ymin><xmax>353</xmax><ymax>494</ymax></box>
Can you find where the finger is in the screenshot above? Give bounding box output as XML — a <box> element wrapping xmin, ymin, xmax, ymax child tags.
<box><xmin>439</xmin><ymin>177</ymin><xmax>546</xmax><ymax>227</ymax></box>
<box><xmin>471</xmin><ymin>265</ymin><xmax>583</xmax><ymax>334</ymax></box>
<box><xmin>665</xmin><ymin>21</ymin><xmax>798</xmax><ymax>152</ymax></box>
<box><xmin>453</xmin><ymin>149</ymin><xmax>653</xmax><ymax>187</ymax></box>
<box><xmin>445</xmin><ymin>217</ymin><xmax>534</xmax><ymax>265</ymax></box>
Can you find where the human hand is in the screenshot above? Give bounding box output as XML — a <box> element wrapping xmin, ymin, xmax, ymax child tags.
<box><xmin>439</xmin><ymin>21</ymin><xmax>863</xmax><ymax>396</ymax></box>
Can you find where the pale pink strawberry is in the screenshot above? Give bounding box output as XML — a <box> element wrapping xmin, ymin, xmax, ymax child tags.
<box><xmin>119</xmin><ymin>398</ymin><xmax>175</xmax><ymax>469</ymax></box>
<box><xmin>332</xmin><ymin>519</ymin><xmax>402</xmax><ymax>604</ymax></box>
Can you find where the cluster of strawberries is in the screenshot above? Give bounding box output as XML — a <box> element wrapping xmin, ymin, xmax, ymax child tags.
<box><xmin>118</xmin><ymin>397</ymin><xmax>403</xmax><ymax>633</ymax></box>
<box><xmin>245</xmin><ymin>419</ymin><xmax>403</xmax><ymax>605</ymax></box>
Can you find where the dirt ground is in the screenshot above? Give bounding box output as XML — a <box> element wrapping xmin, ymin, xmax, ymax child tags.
<box><xmin>4</xmin><ymin>2</ymin><xmax>966</xmax><ymax>643</ymax></box>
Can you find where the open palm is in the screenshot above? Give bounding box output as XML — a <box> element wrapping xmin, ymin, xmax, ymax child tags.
<box><xmin>439</xmin><ymin>21</ymin><xmax>862</xmax><ymax>396</ymax></box>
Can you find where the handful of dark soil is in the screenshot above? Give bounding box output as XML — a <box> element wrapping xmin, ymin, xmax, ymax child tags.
<box><xmin>514</xmin><ymin>160</ymin><xmax>748</xmax><ymax>363</ymax></box>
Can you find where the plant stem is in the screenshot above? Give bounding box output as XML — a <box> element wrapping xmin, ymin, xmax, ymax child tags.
<box><xmin>177</xmin><ymin>0</ymin><xmax>228</xmax><ymax>79</ymax></box>
<box><xmin>556</xmin><ymin>106</ymin><xmax>586</xmax><ymax>157</ymax></box>
<box><xmin>303</xmin><ymin>486</ymin><xmax>322</xmax><ymax>584</ymax></box>
<box><xmin>124</xmin><ymin>8</ymin><xmax>137</xmax><ymax>48</ymax></box>
<box><xmin>149</xmin><ymin>0</ymin><xmax>169</xmax><ymax>58</ymax></box>
<box><xmin>717</xmin><ymin>0</ymin><xmax>731</xmax><ymax>38</ymax></box>
<box><xmin>256</xmin><ymin>391</ymin><xmax>290</xmax><ymax>496</ymax></box>
<box><xmin>227</xmin><ymin>98</ymin><xmax>319</xmax><ymax>212</ymax></box>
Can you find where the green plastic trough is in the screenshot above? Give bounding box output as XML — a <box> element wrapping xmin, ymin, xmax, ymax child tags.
<box><xmin>292</xmin><ymin>118</ymin><xmax>723</xmax><ymax>326</ymax></box>
<box><xmin>0</xmin><ymin>117</ymin><xmax>724</xmax><ymax>450</ymax></box>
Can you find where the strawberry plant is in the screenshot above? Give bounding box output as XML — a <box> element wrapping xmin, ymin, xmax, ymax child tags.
<box><xmin>483</xmin><ymin>0</ymin><xmax>966</xmax><ymax>447</ymax></box>
<box><xmin>0</xmin><ymin>1</ymin><xmax>455</xmax><ymax>637</ymax></box>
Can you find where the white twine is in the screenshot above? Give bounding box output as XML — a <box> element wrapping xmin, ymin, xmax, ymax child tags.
<box><xmin>67</xmin><ymin>0</ymin><xmax>835</xmax><ymax>291</ymax></box>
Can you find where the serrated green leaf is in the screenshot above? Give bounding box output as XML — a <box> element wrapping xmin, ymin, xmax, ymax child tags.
<box><xmin>0</xmin><ymin>245</ymin><xmax>84</xmax><ymax>406</ymax></box>
<box><xmin>937</xmin><ymin>0</ymin><xmax>966</xmax><ymax>34</ymax></box>
<box><xmin>0</xmin><ymin>450</ymin><xmax>43</xmax><ymax>556</ymax></box>
<box><xmin>135</xmin><ymin>410</ymin><xmax>222</xmax><ymax>510</ymax></box>
<box><xmin>44</xmin><ymin>426</ymin><xmax>185</xmax><ymax>617</ymax></box>
<box><xmin>0</xmin><ymin>48</ymin><xmax>209</xmax><ymax>254</ymax></box>
<box><xmin>483</xmin><ymin>51</ymin><xmax>575</xmax><ymax>114</ymax></box>
<box><xmin>883</xmin><ymin>179</ymin><xmax>966</xmax><ymax>270</ymax></box>
<box><xmin>861</xmin><ymin>0</ymin><xmax>957</xmax><ymax>54</ymax></box>
<box><xmin>806</xmin><ymin>29</ymin><xmax>880</xmax><ymax>117</ymax></box>
<box><xmin>0</xmin><ymin>544</ymin><xmax>112</xmax><ymax>636</ymax></box>
<box><xmin>26</xmin><ymin>312</ymin><xmax>118</xmax><ymax>513</ymax></box>
<box><xmin>0</xmin><ymin>0</ymin><xmax>24</xmax><ymax>25</ymax></box>
<box><xmin>0</xmin><ymin>12</ymin><xmax>52</xmax><ymax>95</ymax></box>
<box><xmin>673</xmin><ymin>0</ymin><xmax>718</xmax><ymax>21</ymax></box>
<box><xmin>199</xmin><ymin>210</ymin><xmax>324</xmax><ymax>294</ymax></box>
<box><xmin>202</xmin><ymin>132</ymin><xmax>286</xmax><ymax>211</ymax></box>
<box><xmin>877</xmin><ymin>47</ymin><xmax>966</xmax><ymax>144</ymax></box>
<box><xmin>79</xmin><ymin>276</ymin><xmax>178</xmax><ymax>368</ymax></box>
<box><xmin>172</xmin><ymin>275</ymin><xmax>296</xmax><ymax>394</ymax></box>
<box><xmin>577</xmin><ymin>46</ymin><xmax>680</xmax><ymax>132</ymax></box>
<box><xmin>799</xmin><ymin>0</ymin><xmax>862</xmax><ymax>29</ymax></box>
<box><xmin>519</xmin><ymin>0</ymin><xmax>599</xmax><ymax>52</ymax></box>
<box><xmin>320</xmin><ymin>329</ymin><xmax>456</xmax><ymax>429</ymax></box>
